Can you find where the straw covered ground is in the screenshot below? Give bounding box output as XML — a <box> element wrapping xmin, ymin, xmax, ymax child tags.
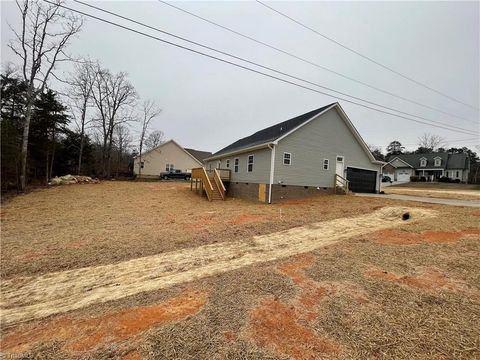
<box><xmin>1</xmin><ymin>181</ymin><xmax>479</xmax><ymax>359</ymax></box>
<box><xmin>384</xmin><ymin>182</ymin><xmax>480</xmax><ymax>200</ymax></box>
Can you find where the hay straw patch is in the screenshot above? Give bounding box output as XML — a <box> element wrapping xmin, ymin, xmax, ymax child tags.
<box><xmin>1</xmin><ymin>206</ymin><xmax>436</xmax><ymax>326</ymax></box>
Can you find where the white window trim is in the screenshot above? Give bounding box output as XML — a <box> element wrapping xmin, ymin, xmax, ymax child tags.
<box><xmin>234</xmin><ymin>158</ymin><xmax>239</xmax><ymax>173</ymax></box>
<box><xmin>247</xmin><ymin>154</ymin><xmax>254</xmax><ymax>172</ymax></box>
<box><xmin>283</xmin><ymin>152</ymin><xmax>292</xmax><ymax>165</ymax></box>
<box><xmin>336</xmin><ymin>155</ymin><xmax>344</xmax><ymax>163</ymax></box>
<box><xmin>323</xmin><ymin>159</ymin><xmax>329</xmax><ymax>170</ymax></box>
<box><xmin>226</xmin><ymin>159</ymin><xmax>230</xmax><ymax>168</ymax></box>
<box><xmin>420</xmin><ymin>158</ymin><xmax>427</xmax><ymax>167</ymax></box>
<box><xmin>434</xmin><ymin>158</ymin><xmax>441</xmax><ymax>166</ymax></box>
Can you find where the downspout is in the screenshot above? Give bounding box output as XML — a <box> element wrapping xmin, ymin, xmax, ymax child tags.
<box><xmin>268</xmin><ymin>143</ymin><xmax>276</xmax><ymax>204</ymax></box>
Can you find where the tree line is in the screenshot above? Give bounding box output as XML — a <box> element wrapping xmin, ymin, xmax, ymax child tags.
<box><xmin>1</xmin><ymin>0</ymin><xmax>163</xmax><ymax>192</ymax></box>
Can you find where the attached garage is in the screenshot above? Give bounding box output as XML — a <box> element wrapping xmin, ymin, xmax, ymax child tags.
<box><xmin>346</xmin><ymin>167</ymin><xmax>377</xmax><ymax>193</ymax></box>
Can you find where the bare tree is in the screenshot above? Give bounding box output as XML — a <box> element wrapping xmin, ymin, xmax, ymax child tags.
<box><xmin>114</xmin><ymin>124</ymin><xmax>132</xmax><ymax>177</ymax></box>
<box><xmin>144</xmin><ymin>130</ymin><xmax>165</xmax><ymax>151</ymax></box>
<box><xmin>91</xmin><ymin>67</ymin><xmax>137</xmax><ymax>177</ymax></box>
<box><xmin>8</xmin><ymin>0</ymin><xmax>83</xmax><ymax>190</ymax></box>
<box><xmin>137</xmin><ymin>100</ymin><xmax>161</xmax><ymax>177</ymax></box>
<box><xmin>417</xmin><ymin>133</ymin><xmax>447</xmax><ymax>152</ymax></box>
<box><xmin>67</xmin><ymin>61</ymin><xmax>98</xmax><ymax>174</ymax></box>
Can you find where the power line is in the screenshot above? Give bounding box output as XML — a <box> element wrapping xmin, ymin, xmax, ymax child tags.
<box><xmin>48</xmin><ymin>1</ymin><xmax>478</xmax><ymax>137</ymax></box>
<box><xmin>256</xmin><ymin>0</ymin><xmax>479</xmax><ymax>111</ymax></box>
<box><xmin>69</xmin><ymin>0</ymin><xmax>477</xmax><ymax>136</ymax></box>
<box><xmin>158</xmin><ymin>0</ymin><xmax>477</xmax><ymax>125</ymax></box>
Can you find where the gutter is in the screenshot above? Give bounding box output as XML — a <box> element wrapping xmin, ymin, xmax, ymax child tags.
<box><xmin>204</xmin><ymin>142</ymin><xmax>272</xmax><ymax>161</ymax></box>
<box><xmin>268</xmin><ymin>143</ymin><xmax>275</xmax><ymax>204</ymax></box>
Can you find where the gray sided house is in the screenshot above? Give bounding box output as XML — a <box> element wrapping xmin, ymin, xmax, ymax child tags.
<box><xmin>383</xmin><ymin>152</ymin><xmax>470</xmax><ymax>182</ymax></box>
<box><xmin>205</xmin><ymin>103</ymin><xmax>384</xmax><ymax>203</ymax></box>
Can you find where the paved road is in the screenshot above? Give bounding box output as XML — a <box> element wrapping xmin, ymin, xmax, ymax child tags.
<box><xmin>355</xmin><ymin>193</ymin><xmax>480</xmax><ymax>208</ymax></box>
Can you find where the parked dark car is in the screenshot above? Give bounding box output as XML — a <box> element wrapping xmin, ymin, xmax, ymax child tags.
<box><xmin>381</xmin><ymin>175</ymin><xmax>392</xmax><ymax>183</ymax></box>
<box><xmin>159</xmin><ymin>170</ymin><xmax>191</xmax><ymax>180</ymax></box>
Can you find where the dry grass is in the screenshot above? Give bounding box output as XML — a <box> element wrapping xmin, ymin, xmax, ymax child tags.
<box><xmin>1</xmin><ymin>181</ymin><xmax>401</xmax><ymax>279</ymax></box>
<box><xmin>1</xmin><ymin>181</ymin><xmax>480</xmax><ymax>360</ymax></box>
<box><xmin>2</xmin><ymin>206</ymin><xmax>434</xmax><ymax>326</ymax></box>
<box><xmin>385</xmin><ymin>182</ymin><xmax>480</xmax><ymax>200</ymax></box>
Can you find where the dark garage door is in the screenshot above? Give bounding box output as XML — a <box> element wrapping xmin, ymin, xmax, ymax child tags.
<box><xmin>346</xmin><ymin>167</ymin><xmax>377</xmax><ymax>193</ymax></box>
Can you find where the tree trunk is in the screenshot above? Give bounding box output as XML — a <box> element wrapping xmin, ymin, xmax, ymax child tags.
<box><xmin>77</xmin><ymin>102</ymin><xmax>87</xmax><ymax>175</ymax></box>
<box><xmin>19</xmin><ymin>92</ymin><xmax>34</xmax><ymax>191</ymax></box>
<box><xmin>78</xmin><ymin>134</ymin><xmax>84</xmax><ymax>175</ymax></box>
<box><xmin>49</xmin><ymin>141</ymin><xmax>55</xmax><ymax>180</ymax></box>
<box><xmin>46</xmin><ymin>151</ymin><xmax>49</xmax><ymax>185</ymax></box>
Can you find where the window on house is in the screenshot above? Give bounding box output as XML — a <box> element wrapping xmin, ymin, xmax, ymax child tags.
<box><xmin>217</xmin><ymin>161</ymin><xmax>221</xmax><ymax>169</ymax></box>
<box><xmin>283</xmin><ymin>152</ymin><xmax>291</xmax><ymax>165</ymax></box>
<box><xmin>226</xmin><ymin>159</ymin><xmax>230</xmax><ymax>168</ymax></box>
<box><xmin>247</xmin><ymin>155</ymin><xmax>254</xmax><ymax>172</ymax></box>
<box><xmin>140</xmin><ymin>161</ymin><xmax>144</xmax><ymax>169</ymax></box>
<box><xmin>434</xmin><ymin>158</ymin><xmax>441</xmax><ymax>166</ymax></box>
<box><xmin>323</xmin><ymin>159</ymin><xmax>329</xmax><ymax>170</ymax></box>
<box><xmin>456</xmin><ymin>171</ymin><xmax>459</xmax><ymax>178</ymax></box>
<box><xmin>165</xmin><ymin>164</ymin><xmax>174</xmax><ymax>171</ymax></box>
<box><xmin>420</xmin><ymin>159</ymin><xmax>427</xmax><ymax>167</ymax></box>
<box><xmin>234</xmin><ymin>158</ymin><xmax>239</xmax><ymax>173</ymax></box>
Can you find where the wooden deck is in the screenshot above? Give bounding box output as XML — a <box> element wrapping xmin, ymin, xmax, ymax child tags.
<box><xmin>191</xmin><ymin>168</ymin><xmax>231</xmax><ymax>201</ymax></box>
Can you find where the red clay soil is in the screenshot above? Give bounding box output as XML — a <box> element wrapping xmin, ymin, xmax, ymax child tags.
<box><xmin>223</xmin><ymin>330</ymin><xmax>237</xmax><ymax>342</ymax></box>
<box><xmin>249</xmin><ymin>254</ymin><xmax>340</xmax><ymax>359</ymax></box>
<box><xmin>121</xmin><ymin>351</ymin><xmax>142</xmax><ymax>360</ymax></box>
<box><xmin>365</xmin><ymin>268</ymin><xmax>473</xmax><ymax>293</ymax></box>
<box><xmin>230</xmin><ymin>213</ymin><xmax>266</xmax><ymax>225</ymax></box>
<box><xmin>1</xmin><ymin>290</ymin><xmax>207</xmax><ymax>354</ymax></box>
<box><xmin>250</xmin><ymin>299</ymin><xmax>339</xmax><ymax>359</ymax></box>
<box><xmin>370</xmin><ymin>229</ymin><xmax>480</xmax><ymax>245</ymax></box>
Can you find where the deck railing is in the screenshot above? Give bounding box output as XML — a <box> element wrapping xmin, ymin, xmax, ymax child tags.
<box><xmin>191</xmin><ymin>167</ymin><xmax>214</xmax><ymax>201</ymax></box>
<box><xmin>334</xmin><ymin>174</ymin><xmax>349</xmax><ymax>194</ymax></box>
<box><xmin>206</xmin><ymin>168</ymin><xmax>231</xmax><ymax>181</ymax></box>
<box><xmin>213</xmin><ymin>169</ymin><xmax>226</xmax><ymax>200</ymax></box>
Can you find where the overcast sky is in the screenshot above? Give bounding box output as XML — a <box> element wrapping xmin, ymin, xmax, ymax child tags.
<box><xmin>2</xmin><ymin>1</ymin><xmax>479</xmax><ymax>153</ymax></box>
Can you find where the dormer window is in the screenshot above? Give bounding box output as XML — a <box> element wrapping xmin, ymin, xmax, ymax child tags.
<box><xmin>420</xmin><ymin>158</ymin><xmax>427</xmax><ymax>167</ymax></box>
<box><xmin>434</xmin><ymin>157</ymin><xmax>441</xmax><ymax>167</ymax></box>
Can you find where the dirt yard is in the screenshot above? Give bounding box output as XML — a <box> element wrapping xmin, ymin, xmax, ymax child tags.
<box><xmin>1</xmin><ymin>181</ymin><xmax>479</xmax><ymax>359</ymax></box>
<box><xmin>384</xmin><ymin>182</ymin><xmax>480</xmax><ymax>200</ymax></box>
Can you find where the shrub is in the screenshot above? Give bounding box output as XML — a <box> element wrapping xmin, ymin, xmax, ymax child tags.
<box><xmin>410</xmin><ymin>176</ymin><xmax>419</xmax><ymax>182</ymax></box>
<box><xmin>439</xmin><ymin>176</ymin><xmax>452</xmax><ymax>183</ymax></box>
<box><xmin>454</xmin><ymin>179</ymin><xmax>461</xmax><ymax>183</ymax></box>
<box><xmin>420</xmin><ymin>176</ymin><xmax>427</xmax><ymax>182</ymax></box>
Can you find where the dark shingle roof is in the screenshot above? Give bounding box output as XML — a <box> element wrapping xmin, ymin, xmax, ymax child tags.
<box><xmin>212</xmin><ymin>103</ymin><xmax>336</xmax><ymax>157</ymax></box>
<box><xmin>446</xmin><ymin>153</ymin><xmax>469</xmax><ymax>169</ymax></box>
<box><xmin>393</xmin><ymin>152</ymin><xmax>469</xmax><ymax>169</ymax></box>
<box><xmin>184</xmin><ymin>148</ymin><xmax>213</xmax><ymax>163</ymax></box>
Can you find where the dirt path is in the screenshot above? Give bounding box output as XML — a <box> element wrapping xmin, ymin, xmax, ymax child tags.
<box><xmin>1</xmin><ymin>206</ymin><xmax>436</xmax><ymax>327</ymax></box>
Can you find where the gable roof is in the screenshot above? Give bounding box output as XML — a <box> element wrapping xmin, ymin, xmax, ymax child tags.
<box><xmin>134</xmin><ymin>139</ymin><xmax>206</xmax><ymax>165</ymax></box>
<box><xmin>184</xmin><ymin>148</ymin><xmax>212</xmax><ymax>163</ymax></box>
<box><xmin>385</xmin><ymin>157</ymin><xmax>413</xmax><ymax>168</ymax></box>
<box><xmin>210</xmin><ymin>103</ymin><xmax>336</xmax><ymax>158</ymax></box>
<box><xmin>446</xmin><ymin>153</ymin><xmax>469</xmax><ymax>169</ymax></box>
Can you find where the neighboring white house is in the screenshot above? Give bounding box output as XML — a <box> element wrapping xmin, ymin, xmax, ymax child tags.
<box><xmin>133</xmin><ymin>139</ymin><xmax>212</xmax><ymax>178</ymax></box>
<box><xmin>383</xmin><ymin>152</ymin><xmax>470</xmax><ymax>182</ymax></box>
